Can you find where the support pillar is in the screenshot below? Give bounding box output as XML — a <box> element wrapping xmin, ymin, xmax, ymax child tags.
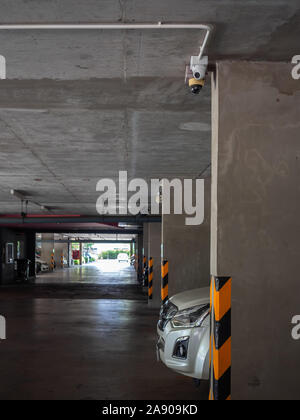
<box><xmin>54</xmin><ymin>242</ymin><xmax>68</xmax><ymax>269</ymax></box>
<box><xmin>143</xmin><ymin>223</ymin><xmax>149</xmax><ymax>285</ymax></box>
<box><xmin>137</xmin><ymin>233</ymin><xmax>143</xmax><ymax>282</ymax></box>
<box><xmin>130</xmin><ymin>241</ymin><xmax>133</xmax><ymax>258</ymax></box>
<box><xmin>210</xmin><ymin>61</ymin><xmax>300</xmax><ymax>400</ymax></box>
<box><xmin>67</xmin><ymin>241</ymin><xmax>71</xmax><ymax>267</ymax></box>
<box><xmin>41</xmin><ymin>234</ymin><xmax>54</xmax><ymax>267</ymax></box>
<box><xmin>80</xmin><ymin>243</ymin><xmax>83</xmax><ymax>266</ymax></box>
<box><xmin>162</xmin><ymin>178</ymin><xmax>211</xmax><ymax>297</ymax></box>
<box><xmin>148</xmin><ymin>223</ymin><xmax>162</xmax><ymax>308</ymax></box>
<box><xmin>25</xmin><ymin>231</ymin><xmax>36</xmax><ymax>279</ymax></box>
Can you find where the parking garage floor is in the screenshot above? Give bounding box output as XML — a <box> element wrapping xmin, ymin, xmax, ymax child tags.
<box><xmin>0</xmin><ymin>263</ymin><xmax>208</xmax><ymax>400</ymax></box>
<box><xmin>36</xmin><ymin>260</ymin><xmax>138</xmax><ymax>285</ymax></box>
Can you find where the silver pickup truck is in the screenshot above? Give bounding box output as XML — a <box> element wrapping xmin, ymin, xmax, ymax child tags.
<box><xmin>157</xmin><ymin>287</ymin><xmax>210</xmax><ymax>381</ymax></box>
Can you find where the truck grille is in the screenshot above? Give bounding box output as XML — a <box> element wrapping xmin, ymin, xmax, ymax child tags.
<box><xmin>158</xmin><ymin>300</ymin><xmax>178</xmax><ymax>331</ymax></box>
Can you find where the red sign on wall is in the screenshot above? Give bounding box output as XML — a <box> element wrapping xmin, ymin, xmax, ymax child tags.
<box><xmin>72</xmin><ymin>250</ymin><xmax>80</xmax><ymax>260</ymax></box>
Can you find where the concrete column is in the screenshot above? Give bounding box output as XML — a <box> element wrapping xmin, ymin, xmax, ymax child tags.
<box><xmin>67</xmin><ymin>241</ymin><xmax>71</xmax><ymax>267</ymax></box>
<box><xmin>41</xmin><ymin>234</ymin><xmax>54</xmax><ymax>267</ymax></box>
<box><xmin>161</xmin><ymin>178</ymin><xmax>211</xmax><ymax>297</ymax></box>
<box><xmin>143</xmin><ymin>223</ymin><xmax>149</xmax><ymax>262</ymax></box>
<box><xmin>211</xmin><ymin>61</ymin><xmax>300</xmax><ymax>400</ymax></box>
<box><xmin>137</xmin><ymin>233</ymin><xmax>143</xmax><ymax>282</ymax></box>
<box><xmin>24</xmin><ymin>231</ymin><xmax>36</xmax><ymax>278</ymax></box>
<box><xmin>54</xmin><ymin>242</ymin><xmax>68</xmax><ymax>269</ymax></box>
<box><xmin>80</xmin><ymin>243</ymin><xmax>83</xmax><ymax>265</ymax></box>
<box><xmin>148</xmin><ymin>222</ymin><xmax>162</xmax><ymax>308</ymax></box>
<box><xmin>130</xmin><ymin>241</ymin><xmax>133</xmax><ymax>257</ymax></box>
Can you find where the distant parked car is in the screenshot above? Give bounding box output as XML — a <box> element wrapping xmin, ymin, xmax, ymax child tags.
<box><xmin>117</xmin><ymin>253</ymin><xmax>129</xmax><ymax>263</ymax></box>
<box><xmin>157</xmin><ymin>287</ymin><xmax>210</xmax><ymax>382</ymax></box>
<box><xmin>36</xmin><ymin>259</ymin><xmax>50</xmax><ymax>273</ymax></box>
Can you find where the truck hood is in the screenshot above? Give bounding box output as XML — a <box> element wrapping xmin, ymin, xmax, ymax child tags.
<box><xmin>169</xmin><ymin>287</ymin><xmax>210</xmax><ymax>311</ymax></box>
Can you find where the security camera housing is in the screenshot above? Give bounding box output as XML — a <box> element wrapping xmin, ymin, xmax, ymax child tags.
<box><xmin>190</xmin><ymin>56</ymin><xmax>208</xmax><ymax>80</ymax></box>
<box><xmin>188</xmin><ymin>78</ymin><xmax>205</xmax><ymax>95</ymax></box>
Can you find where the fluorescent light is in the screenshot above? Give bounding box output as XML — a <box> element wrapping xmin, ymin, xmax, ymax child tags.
<box><xmin>10</xmin><ymin>189</ymin><xmax>26</xmax><ymax>200</ymax></box>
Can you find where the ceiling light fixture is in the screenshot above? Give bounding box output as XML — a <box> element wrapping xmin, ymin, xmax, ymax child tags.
<box><xmin>10</xmin><ymin>189</ymin><xmax>26</xmax><ymax>200</ymax></box>
<box><xmin>10</xmin><ymin>189</ymin><xmax>52</xmax><ymax>214</ymax></box>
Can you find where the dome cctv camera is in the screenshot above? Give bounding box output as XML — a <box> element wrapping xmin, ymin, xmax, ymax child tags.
<box><xmin>185</xmin><ymin>55</ymin><xmax>208</xmax><ymax>94</ymax></box>
<box><xmin>190</xmin><ymin>55</ymin><xmax>208</xmax><ymax>80</ymax></box>
<box><xmin>185</xmin><ymin>55</ymin><xmax>208</xmax><ymax>95</ymax></box>
<box><xmin>189</xmin><ymin>78</ymin><xmax>205</xmax><ymax>95</ymax></box>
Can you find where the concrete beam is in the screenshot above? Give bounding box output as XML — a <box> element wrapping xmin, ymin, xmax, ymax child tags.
<box><xmin>40</xmin><ymin>240</ymin><xmax>133</xmax><ymax>244</ymax></box>
<box><xmin>0</xmin><ymin>215</ymin><xmax>161</xmax><ymax>224</ymax></box>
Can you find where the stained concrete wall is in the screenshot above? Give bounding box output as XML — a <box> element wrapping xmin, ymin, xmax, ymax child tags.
<box><xmin>211</xmin><ymin>61</ymin><xmax>300</xmax><ymax>400</ymax></box>
<box><xmin>162</xmin><ymin>178</ymin><xmax>211</xmax><ymax>297</ymax></box>
<box><xmin>148</xmin><ymin>223</ymin><xmax>162</xmax><ymax>308</ymax></box>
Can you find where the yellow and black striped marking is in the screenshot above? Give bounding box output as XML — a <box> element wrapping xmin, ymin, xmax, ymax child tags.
<box><xmin>148</xmin><ymin>257</ymin><xmax>153</xmax><ymax>300</ymax></box>
<box><xmin>209</xmin><ymin>276</ymin><xmax>232</xmax><ymax>401</ymax></box>
<box><xmin>161</xmin><ymin>260</ymin><xmax>169</xmax><ymax>305</ymax></box>
<box><xmin>50</xmin><ymin>252</ymin><xmax>55</xmax><ymax>271</ymax></box>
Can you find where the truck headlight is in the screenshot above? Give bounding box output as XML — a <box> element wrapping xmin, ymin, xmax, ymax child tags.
<box><xmin>170</xmin><ymin>304</ymin><xmax>210</xmax><ymax>329</ymax></box>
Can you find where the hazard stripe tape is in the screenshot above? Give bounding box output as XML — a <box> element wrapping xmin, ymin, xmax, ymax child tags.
<box><xmin>161</xmin><ymin>260</ymin><xmax>168</xmax><ymax>304</ymax></box>
<box><xmin>209</xmin><ymin>276</ymin><xmax>232</xmax><ymax>401</ymax></box>
<box><xmin>148</xmin><ymin>257</ymin><xmax>153</xmax><ymax>300</ymax></box>
<box><xmin>50</xmin><ymin>253</ymin><xmax>55</xmax><ymax>270</ymax></box>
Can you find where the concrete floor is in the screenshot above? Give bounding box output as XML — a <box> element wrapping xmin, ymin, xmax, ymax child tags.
<box><xmin>0</xmin><ymin>262</ymin><xmax>208</xmax><ymax>400</ymax></box>
<box><xmin>36</xmin><ymin>260</ymin><xmax>138</xmax><ymax>285</ymax></box>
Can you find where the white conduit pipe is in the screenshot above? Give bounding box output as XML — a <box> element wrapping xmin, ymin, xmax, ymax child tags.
<box><xmin>0</xmin><ymin>22</ymin><xmax>213</xmax><ymax>58</ymax></box>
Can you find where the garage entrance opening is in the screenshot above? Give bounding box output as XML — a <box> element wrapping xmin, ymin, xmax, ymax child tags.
<box><xmin>36</xmin><ymin>234</ymin><xmax>135</xmax><ymax>285</ymax></box>
<box><xmin>33</xmin><ymin>232</ymin><xmax>142</xmax><ymax>298</ymax></box>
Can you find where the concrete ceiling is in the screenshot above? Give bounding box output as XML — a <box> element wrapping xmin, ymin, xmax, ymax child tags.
<box><xmin>0</xmin><ymin>0</ymin><xmax>299</xmax><ymax>216</ymax></box>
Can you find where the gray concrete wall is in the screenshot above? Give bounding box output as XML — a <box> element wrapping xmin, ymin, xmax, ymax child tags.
<box><xmin>162</xmin><ymin>178</ymin><xmax>211</xmax><ymax>297</ymax></box>
<box><xmin>211</xmin><ymin>61</ymin><xmax>300</xmax><ymax>400</ymax></box>
<box><xmin>148</xmin><ymin>223</ymin><xmax>162</xmax><ymax>309</ymax></box>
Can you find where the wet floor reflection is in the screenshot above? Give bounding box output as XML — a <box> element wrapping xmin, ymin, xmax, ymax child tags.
<box><xmin>0</xmin><ymin>297</ymin><xmax>209</xmax><ymax>400</ymax></box>
<box><xmin>36</xmin><ymin>260</ymin><xmax>137</xmax><ymax>285</ymax></box>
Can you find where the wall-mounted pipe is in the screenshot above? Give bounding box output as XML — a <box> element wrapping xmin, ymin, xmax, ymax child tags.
<box><xmin>0</xmin><ymin>22</ymin><xmax>213</xmax><ymax>59</ymax></box>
